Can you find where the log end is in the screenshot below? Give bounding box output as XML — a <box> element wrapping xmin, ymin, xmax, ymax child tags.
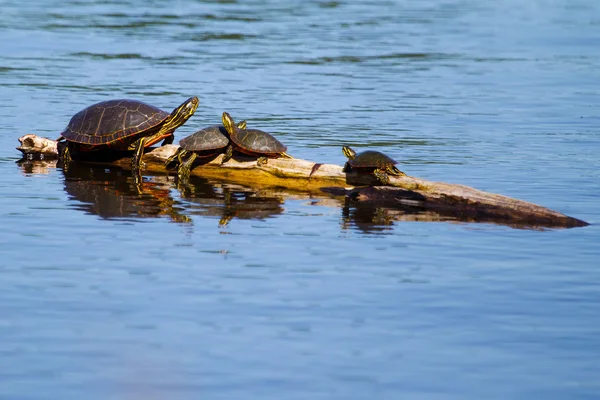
<box><xmin>17</xmin><ymin>134</ymin><xmax>59</xmax><ymax>160</ymax></box>
<box><xmin>345</xmin><ymin>186</ymin><xmax>590</xmax><ymax>229</ymax></box>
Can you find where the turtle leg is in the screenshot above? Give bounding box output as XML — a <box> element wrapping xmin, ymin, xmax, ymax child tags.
<box><xmin>131</xmin><ymin>137</ymin><xmax>147</xmax><ymax>172</ymax></box>
<box><xmin>132</xmin><ymin>171</ymin><xmax>143</xmax><ymax>195</ymax></box>
<box><xmin>165</xmin><ymin>149</ymin><xmax>187</xmax><ymax>171</ymax></box>
<box><xmin>219</xmin><ymin>190</ymin><xmax>234</xmax><ymax>226</ymax></box>
<box><xmin>161</xmin><ymin>134</ymin><xmax>174</xmax><ymax>146</ymax></box>
<box><xmin>257</xmin><ymin>156</ymin><xmax>268</xmax><ymax>166</ymax></box>
<box><xmin>165</xmin><ymin>151</ymin><xmax>180</xmax><ymax>170</ymax></box>
<box><xmin>373</xmin><ymin>168</ymin><xmax>390</xmax><ymax>185</ymax></box>
<box><xmin>61</xmin><ymin>142</ymin><xmax>72</xmax><ymax>165</ymax></box>
<box><xmin>60</xmin><ymin>142</ymin><xmax>72</xmax><ymax>174</ymax></box>
<box><xmin>221</xmin><ymin>145</ymin><xmax>234</xmax><ymax>164</ymax></box>
<box><xmin>177</xmin><ymin>152</ymin><xmax>197</xmax><ymax>183</ymax></box>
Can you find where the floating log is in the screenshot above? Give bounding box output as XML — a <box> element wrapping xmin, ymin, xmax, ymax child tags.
<box><xmin>17</xmin><ymin>134</ymin><xmax>589</xmax><ymax>228</ymax></box>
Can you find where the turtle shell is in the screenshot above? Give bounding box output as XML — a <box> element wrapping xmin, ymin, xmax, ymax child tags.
<box><xmin>60</xmin><ymin>99</ymin><xmax>170</xmax><ymax>146</ymax></box>
<box><xmin>348</xmin><ymin>150</ymin><xmax>397</xmax><ymax>169</ymax></box>
<box><xmin>179</xmin><ymin>125</ymin><xmax>230</xmax><ymax>152</ymax></box>
<box><xmin>231</xmin><ymin>128</ymin><xmax>287</xmax><ymax>156</ymax></box>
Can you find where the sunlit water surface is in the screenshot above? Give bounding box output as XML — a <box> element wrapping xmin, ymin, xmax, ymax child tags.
<box><xmin>1</xmin><ymin>1</ymin><xmax>599</xmax><ymax>399</ymax></box>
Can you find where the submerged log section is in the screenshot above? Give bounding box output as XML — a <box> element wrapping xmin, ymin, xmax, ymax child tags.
<box><xmin>17</xmin><ymin>134</ymin><xmax>589</xmax><ymax>228</ymax></box>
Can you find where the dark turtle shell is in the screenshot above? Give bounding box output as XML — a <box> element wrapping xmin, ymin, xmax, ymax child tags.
<box><xmin>231</xmin><ymin>128</ymin><xmax>287</xmax><ymax>156</ymax></box>
<box><xmin>348</xmin><ymin>150</ymin><xmax>397</xmax><ymax>169</ymax></box>
<box><xmin>60</xmin><ymin>99</ymin><xmax>170</xmax><ymax>146</ymax></box>
<box><xmin>179</xmin><ymin>125</ymin><xmax>230</xmax><ymax>152</ymax></box>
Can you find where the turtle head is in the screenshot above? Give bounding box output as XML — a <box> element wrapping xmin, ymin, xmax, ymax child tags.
<box><xmin>342</xmin><ymin>146</ymin><xmax>356</xmax><ymax>160</ymax></box>
<box><xmin>222</xmin><ymin>112</ymin><xmax>240</xmax><ymax>135</ymax></box>
<box><xmin>163</xmin><ymin>97</ymin><xmax>200</xmax><ymax>131</ymax></box>
<box><xmin>175</xmin><ymin>96</ymin><xmax>200</xmax><ymax>121</ymax></box>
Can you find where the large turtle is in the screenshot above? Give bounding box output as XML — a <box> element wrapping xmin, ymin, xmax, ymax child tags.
<box><xmin>342</xmin><ymin>146</ymin><xmax>405</xmax><ymax>184</ymax></box>
<box><xmin>221</xmin><ymin>111</ymin><xmax>291</xmax><ymax>165</ymax></box>
<box><xmin>58</xmin><ymin>96</ymin><xmax>199</xmax><ymax>171</ymax></box>
<box><xmin>165</xmin><ymin>120</ymin><xmax>247</xmax><ymax>181</ymax></box>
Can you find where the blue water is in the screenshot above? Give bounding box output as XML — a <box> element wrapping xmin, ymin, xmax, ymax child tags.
<box><xmin>1</xmin><ymin>1</ymin><xmax>599</xmax><ymax>399</ymax></box>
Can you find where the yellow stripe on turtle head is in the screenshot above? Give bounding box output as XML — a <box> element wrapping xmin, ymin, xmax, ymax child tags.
<box><xmin>161</xmin><ymin>96</ymin><xmax>199</xmax><ymax>133</ymax></box>
<box><xmin>222</xmin><ymin>111</ymin><xmax>238</xmax><ymax>135</ymax></box>
<box><xmin>342</xmin><ymin>146</ymin><xmax>356</xmax><ymax>160</ymax></box>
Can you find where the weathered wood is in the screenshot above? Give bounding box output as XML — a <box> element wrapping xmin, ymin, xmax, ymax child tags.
<box><xmin>17</xmin><ymin>134</ymin><xmax>589</xmax><ymax>228</ymax></box>
<box><xmin>17</xmin><ymin>134</ymin><xmax>59</xmax><ymax>159</ymax></box>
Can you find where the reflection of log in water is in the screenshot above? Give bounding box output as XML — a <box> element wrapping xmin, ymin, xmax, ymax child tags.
<box><xmin>59</xmin><ymin>164</ymin><xmax>190</xmax><ymax>223</ymax></box>
<box><xmin>18</xmin><ymin>159</ymin><xmax>57</xmax><ymax>175</ymax></box>
<box><xmin>17</xmin><ymin>134</ymin><xmax>590</xmax><ymax>229</ymax></box>
<box><xmin>17</xmin><ymin>159</ymin><xmax>286</xmax><ymax>227</ymax></box>
<box><xmin>18</xmin><ymin>159</ymin><xmax>574</xmax><ymax>232</ymax></box>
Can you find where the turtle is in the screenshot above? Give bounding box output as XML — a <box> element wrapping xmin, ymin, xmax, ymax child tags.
<box><xmin>165</xmin><ymin>120</ymin><xmax>247</xmax><ymax>181</ymax></box>
<box><xmin>221</xmin><ymin>111</ymin><xmax>291</xmax><ymax>165</ymax></box>
<box><xmin>58</xmin><ymin>96</ymin><xmax>199</xmax><ymax>171</ymax></box>
<box><xmin>342</xmin><ymin>146</ymin><xmax>405</xmax><ymax>185</ymax></box>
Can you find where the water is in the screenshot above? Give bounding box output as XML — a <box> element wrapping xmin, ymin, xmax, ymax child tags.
<box><xmin>1</xmin><ymin>0</ymin><xmax>600</xmax><ymax>398</ymax></box>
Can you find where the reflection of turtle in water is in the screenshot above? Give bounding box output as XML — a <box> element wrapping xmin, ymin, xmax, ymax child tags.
<box><xmin>176</xmin><ymin>178</ymin><xmax>284</xmax><ymax>227</ymax></box>
<box><xmin>342</xmin><ymin>146</ymin><xmax>405</xmax><ymax>185</ymax></box>
<box><xmin>341</xmin><ymin>202</ymin><xmax>395</xmax><ymax>234</ymax></box>
<box><xmin>221</xmin><ymin>112</ymin><xmax>291</xmax><ymax>165</ymax></box>
<box><xmin>61</xmin><ymin>164</ymin><xmax>190</xmax><ymax>223</ymax></box>
<box><xmin>165</xmin><ymin>120</ymin><xmax>246</xmax><ymax>181</ymax></box>
<box><xmin>58</xmin><ymin>97</ymin><xmax>199</xmax><ymax>171</ymax></box>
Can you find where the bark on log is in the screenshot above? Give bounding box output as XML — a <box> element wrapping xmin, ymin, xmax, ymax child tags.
<box><xmin>17</xmin><ymin>134</ymin><xmax>589</xmax><ymax>229</ymax></box>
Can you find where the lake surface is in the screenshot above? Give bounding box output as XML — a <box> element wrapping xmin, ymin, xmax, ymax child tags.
<box><xmin>1</xmin><ymin>0</ymin><xmax>599</xmax><ymax>399</ymax></box>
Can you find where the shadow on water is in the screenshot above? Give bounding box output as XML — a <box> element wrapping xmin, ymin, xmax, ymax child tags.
<box><xmin>340</xmin><ymin>197</ymin><xmax>460</xmax><ymax>234</ymax></box>
<box><xmin>15</xmin><ymin>160</ymin><xmax>541</xmax><ymax>232</ymax></box>
<box><xmin>59</xmin><ymin>163</ymin><xmax>191</xmax><ymax>223</ymax></box>
<box><xmin>16</xmin><ymin>160</ymin><xmax>299</xmax><ymax>227</ymax></box>
<box><xmin>175</xmin><ymin>175</ymin><xmax>285</xmax><ymax>227</ymax></box>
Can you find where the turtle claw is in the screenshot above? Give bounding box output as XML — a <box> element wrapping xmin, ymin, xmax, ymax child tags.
<box><xmin>131</xmin><ymin>137</ymin><xmax>147</xmax><ymax>172</ymax></box>
<box><xmin>218</xmin><ymin>215</ymin><xmax>233</xmax><ymax>227</ymax></box>
<box><xmin>177</xmin><ymin>165</ymin><xmax>190</xmax><ymax>182</ymax></box>
<box><xmin>132</xmin><ymin>170</ymin><xmax>143</xmax><ymax>194</ymax></box>
<box><xmin>257</xmin><ymin>156</ymin><xmax>268</xmax><ymax>166</ymax></box>
<box><xmin>60</xmin><ymin>142</ymin><xmax>72</xmax><ymax>165</ymax></box>
<box><xmin>374</xmin><ymin>169</ymin><xmax>391</xmax><ymax>185</ymax></box>
<box><xmin>177</xmin><ymin>152</ymin><xmax>197</xmax><ymax>184</ymax></box>
<box><xmin>221</xmin><ymin>145</ymin><xmax>233</xmax><ymax>165</ymax></box>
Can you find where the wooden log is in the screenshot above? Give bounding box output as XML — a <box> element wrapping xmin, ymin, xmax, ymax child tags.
<box><xmin>17</xmin><ymin>134</ymin><xmax>589</xmax><ymax>228</ymax></box>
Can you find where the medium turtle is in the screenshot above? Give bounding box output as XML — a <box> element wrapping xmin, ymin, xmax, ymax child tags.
<box><xmin>342</xmin><ymin>146</ymin><xmax>405</xmax><ymax>184</ymax></box>
<box><xmin>221</xmin><ymin>111</ymin><xmax>291</xmax><ymax>165</ymax></box>
<box><xmin>58</xmin><ymin>97</ymin><xmax>199</xmax><ymax>171</ymax></box>
<box><xmin>165</xmin><ymin>120</ymin><xmax>247</xmax><ymax>181</ymax></box>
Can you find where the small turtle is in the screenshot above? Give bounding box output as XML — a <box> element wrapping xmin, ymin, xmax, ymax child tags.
<box><xmin>165</xmin><ymin>120</ymin><xmax>247</xmax><ymax>181</ymax></box>
<box><xmin>342</xmin><ymin>146</ymin><xmax>405</xmax><ymax>184</ymax></box>
<box><xmin>221</xmin><ymin>111</ymin><xmax>291</xmax><ymax>165</ymax></box>
<box><xmin>58</xmin><ymin>97</ymin><xmax>199</xmax><ymax>171</ymax></box>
